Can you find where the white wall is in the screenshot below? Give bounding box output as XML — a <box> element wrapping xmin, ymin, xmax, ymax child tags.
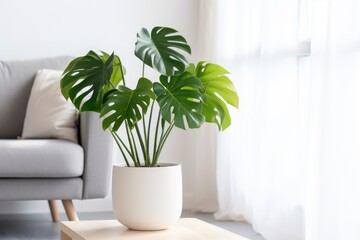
<box><xmin>0</xmin><ymin>0</ymin><xmax>217</xmax><ymax>214</ymax></box>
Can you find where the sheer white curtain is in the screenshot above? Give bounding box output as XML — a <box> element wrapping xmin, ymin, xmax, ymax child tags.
<box><xmin>307</xmin><ymin>1</ymin><xmax>360</xmax><ymax>239</ymax></box>
<box><xmin>214</xmin><ymin>0</ymin><xmax>305</xmax><ymax>239</ymax></box>
<box><xmin>210</xmin><ymin>0</ymin><xmax>360</xmax><ymax>239</ymax></box>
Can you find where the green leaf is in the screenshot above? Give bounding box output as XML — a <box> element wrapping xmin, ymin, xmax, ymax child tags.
<box><xmin>135</xmin><ymin>26</ymin><xmax>191</xmax><ymax>76</ymax></box>
<box><xmin>100</xmin><ymin>52</ymin><xmax>123</xmax><ymax>90</ymax></box>
<box><xmin>190</xmin><ymin>62</ymin><xmax>239</xmax><ymax>131</ymax></box>
<box><xmin>60</xmin><ymin>51</ymin><xmax>123</xmax><ymax>112</ymax></box>
<box><xmin>153</xmin><ymin>71</ymin><xmax>205</xmax><ymax>129</ymax></box>
<box><xmin>100</xmin><ymin>78</ymin><xmax>154</xmax><ymax>131</ymax></box>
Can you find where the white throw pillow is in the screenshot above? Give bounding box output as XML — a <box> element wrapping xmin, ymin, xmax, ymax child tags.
<box><xmin>22</xmin><ymin>69</ymin><xmax>79</xmax><ymax>143</ymax></box>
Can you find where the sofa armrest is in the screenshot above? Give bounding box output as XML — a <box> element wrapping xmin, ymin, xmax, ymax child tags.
<box><xmin>80</xmin><ymin>112</ymin><xmax>113</xmax><ymax>199</ymax></box>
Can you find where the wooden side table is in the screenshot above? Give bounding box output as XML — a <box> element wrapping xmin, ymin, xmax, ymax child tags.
<box><xmin>60</xmin><ymin>218</ymin><xmax>249</xmax><ymax>240</ymax></box>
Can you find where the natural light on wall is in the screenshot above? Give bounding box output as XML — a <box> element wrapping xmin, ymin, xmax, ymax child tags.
<box><xmin>199</xmin><ymin>0</ymin><xmax>360</xmax><ymax>239</ymax></box>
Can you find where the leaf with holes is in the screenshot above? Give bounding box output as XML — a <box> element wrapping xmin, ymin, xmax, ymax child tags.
<box><xmin>188</xmin><ymin>62</ymin><xmax>238</xmax><ymax>131</ymax></box>
<box><xmin>100</xmin><ymin>77</ymin><xmax>154</xmax><ymax>131</ymax></box>
<box><xmin>60</xmin><ymin>51</ymin><xmax>123</xmax><ymax>112</ymax></box>
<box><xmin>135</xmin><ymin>26</ymin><xmax>191</xmax><ymax>76</ymax></box>
<box><xmin>153</xmin><ymin>71</ymin><xmax>205</xmax><ymax>129</ymax></box>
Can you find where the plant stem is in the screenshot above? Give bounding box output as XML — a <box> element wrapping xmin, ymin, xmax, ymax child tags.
<box><xmin>142</xmin><ymin>62</ymin><xmax>145</xmax><ymax>78</ymax></box>
<box><xmin>112</xmin><ymin>130</ymin><xmax>133</xmax><ymax>158</ymax></box>
<box><xmin>158</xmin><ymin>122</ymin><xmax>174</xmax><ymax>153</ymax></box>
<box><xmin>147</xmin><ymin>101</ymin><xmax>155</xmax><ymax>163</ymax></box>
<box><xmin>151</xmin><ymin>111</ymin><xmax>162</xmax><ymax>166</ymax></box>
<box><xmin>125</xmin><ymin>121</ymin><xmax>139</xmax><ymax>167</ymax></box>
<box><xmin>160</xmin><ymin>118</ymin><xmax>165</xmax><ymax>139</ymax></box>
<box><xmin>110</xmin><ymin>130</ymin><xmax>130</xmax><ymax>167</ymax></box>
<box><xmin>141</xmin><ymin>112</ymin><xmax>150</xmax><ymax>165</ymax></box>
<box><xmin>127</xmin><ymin>122</ymin><xmax>141</xmax><ymax>166</ymax></box>
<box><xmin>152</xmin><ymin>121</ymin><xmax>175</xmax><ymax>166</ymax></box>
<box><xmin>142</xmin><ymin>113</ymin><xmax>147</xmax><ymax>145</ymax></box>
<box><xmin>134</xmin><ymin>123</ymin><xmax>148</xmax><ymax>166</ymax></box>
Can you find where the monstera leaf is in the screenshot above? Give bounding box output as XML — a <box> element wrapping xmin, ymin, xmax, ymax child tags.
<box><xmin>100</xmin><ymin>78</ymin><xmax>155</xmax><ymax>131</ymax></box>
<box><xmin>153</xmin><ymin>71</ymin><xmax>205</xmax><ymax>129</ymax></box>
<box><xmin>60</xmin><ymin>51</ymin><xmax>123</xmax><ymax>112</ymax></box>
<box><xmin>135</xmin><ymin>26</ymin><xmax>191</xmax><ymax>76</ymax></box>
<box><xmin>188</xmin><ymin>62</ymin><xmax>239</xmax><ymax>131</ymax></box>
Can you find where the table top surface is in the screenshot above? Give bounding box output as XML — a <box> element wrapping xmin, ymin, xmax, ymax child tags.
<box><xmin>60</xmin><ymin>218</ymin><xmax>249</xmax><ymax>240</ymax></box>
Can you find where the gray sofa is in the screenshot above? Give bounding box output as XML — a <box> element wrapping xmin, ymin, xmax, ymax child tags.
<box><xmin>0</xmin><ymin>56</ymin><xmax>113</xmax><ymax>221</ymax></box>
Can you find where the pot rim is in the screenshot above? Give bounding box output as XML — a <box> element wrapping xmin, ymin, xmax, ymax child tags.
<box><xmin>113</xmin><ymin>162</ymin><xmax>181</xmax><ymax>168</ymax></box>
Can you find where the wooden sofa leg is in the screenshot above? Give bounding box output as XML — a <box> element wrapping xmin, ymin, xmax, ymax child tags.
<box><xmin>62</xmin><ymin>200</ymin><xmax>79</xmax><ymax>221</ymax></box>
<box><xmin>48</xmin><ymin>200</ymin><xmax>60</xmax><ymax>222</ymax></box>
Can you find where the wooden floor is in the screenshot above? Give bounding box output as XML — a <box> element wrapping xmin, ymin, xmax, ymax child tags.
<box><xmin>0</xmin><ymin>211</ymin><xmax>265</xmax><ymax>240</ymax></box>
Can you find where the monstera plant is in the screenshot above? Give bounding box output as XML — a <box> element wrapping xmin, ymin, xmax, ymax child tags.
<box><xmin>60</xmin><ymin>26</ymin><xmax>238</xmax><ymax>167</ymax></box>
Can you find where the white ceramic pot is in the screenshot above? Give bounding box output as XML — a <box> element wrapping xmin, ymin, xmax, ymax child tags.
<box><xmin>112</xmin><ymin>163</ymin><xmax>182</xmax><ymax>230</ymax></box>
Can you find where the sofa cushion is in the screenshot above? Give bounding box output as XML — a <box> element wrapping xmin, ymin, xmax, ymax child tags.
<box><xmin>22</xmin><ymin>69</ymin><xmax>79</xmax><ymax>143</ymax></box>
<box><xmin>0</xmin><ymin>56</ymin><xmax>73</xmax><ymax>139</ymax></box>
<box><xmin>0</xmin><ymin>139</ymin><xmax>84</xmax><ymax>178</ymax></box>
